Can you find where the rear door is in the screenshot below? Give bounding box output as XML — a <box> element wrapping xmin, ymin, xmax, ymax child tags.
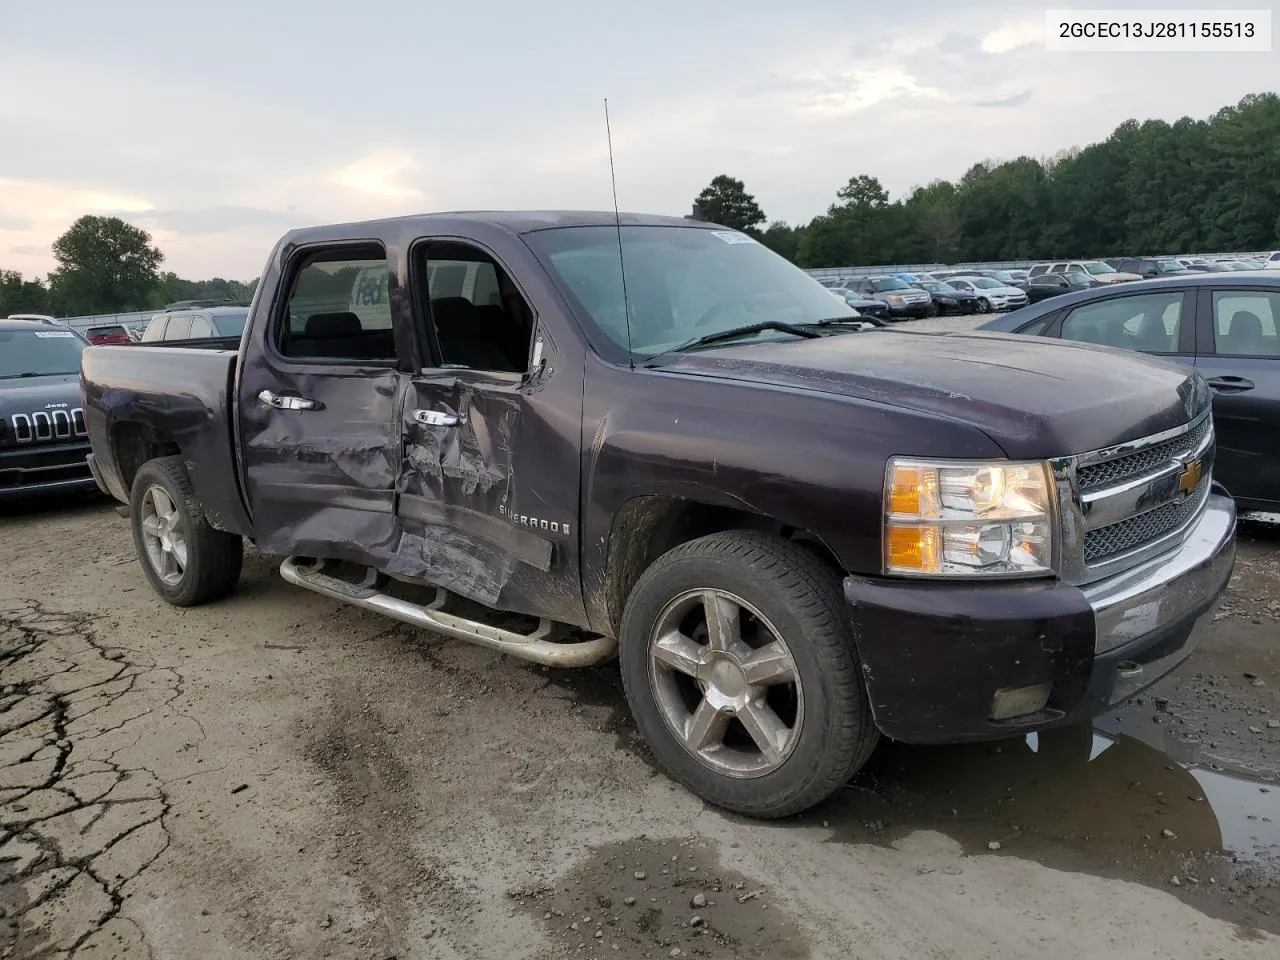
<box><xmin>237</xmin><ymin>242</ymin><xmax>405</xmax><ymax>562</ymax></box>
<box><xmin>1193</xmin><ymin>286</ymin><xmax>1280</xmax><ymax>509</ymax></box>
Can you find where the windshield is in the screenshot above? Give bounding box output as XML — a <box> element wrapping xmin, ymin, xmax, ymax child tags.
<box><xmin>1155</xmin><ymin>260</ymin><xmax>1184</xmax><ymax>272</ymax></box>
<box><xmin>917</xmin><ymin>281</ymin><xmax>957</xmax><ymax>293</ymax></box>
<box><xmin>524</xmin><ymin>225</ymin><xmax>856</xmax><ymax>359</ymax></box>
<box><xmin>966</xmin><ymin>277</ymin><xmax>1002</xmax><ymax>289</ymax></box>
<box><xmin>868</xmin><ymin>277</ymin><xmax>910</xmax><ymax>292</ymax></box>
<box><xmin>984</xmin><ymin>271</ymin><xmax>1015</xmax><ymax>283</ymax></box>
<box><xmin>213</xmin><ymin>310</ymin><xmax>249</xmax><ymax>336</ymax></box>
<box><xmin>1085</xmin><ymin>262</ymin><xmax>1117</xmax><ymax>275</ymax></box>
<box><xmin>0</xmin><ymin>328</ymin><xmax>85</xmax><ymax>378</ymax></box>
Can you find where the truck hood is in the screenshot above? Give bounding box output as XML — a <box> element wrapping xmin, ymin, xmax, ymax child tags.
<box><xmin>0</xmin><ymin>373</ymin><xmax>82</xmax><ymax>416</ymax></box>
<box><xmin>649</xmin><ymin>329</ymin><xmax>1208</xmax><ymax>459</ymax></box>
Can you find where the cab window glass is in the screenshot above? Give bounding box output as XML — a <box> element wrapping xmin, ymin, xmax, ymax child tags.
<box><xmin>1060</xmin><ymin>292</ymin><xmax>1183</xmax><ymax>353</ymax></box>
<box><xmin>276</xmin><ymin>246</ymin><xmax>398</xmax><ymax>363</ymax></box>
<box><xmin>1212</xmin><ymin>291</ymin><xmax>1280</xmax><ymax>357</ymax></box>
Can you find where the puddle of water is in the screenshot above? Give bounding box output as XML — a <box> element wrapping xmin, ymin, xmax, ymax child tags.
<box><xmin>786</xmin><ymin>709</ymin><xmax>1280</xmax><ymax>933</ymax></box>
<box><xmin>516</xmin><ymin>837</ymin><xmax>808</xmax><ymax>959</ymax></box>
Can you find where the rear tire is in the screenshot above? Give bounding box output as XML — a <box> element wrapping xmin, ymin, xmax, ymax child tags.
<box><xmin>619</xmin><ymin>531</ymin><xmax>879</xmax><ymax>818</ymax></box>
<box><xmin>129</xmin><ymin>456</ymin><xmax>243</xmax><ymax>607</ymax></box>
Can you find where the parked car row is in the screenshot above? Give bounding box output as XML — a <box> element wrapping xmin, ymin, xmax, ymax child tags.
<box><xmin>819</xmin><ymin>270</ymin><xmax>1030</xmax><ymax>318</ymax></box>
<box><xmin>819</xmin><ymin>253</ymin><xmax>1280</xmax><ymax>320</ymax></box>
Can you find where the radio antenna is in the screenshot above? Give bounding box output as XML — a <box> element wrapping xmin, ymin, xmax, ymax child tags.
<box><xmin>604</xmin><ymin>97</ymin><xmax>635</xmax><ymax>370</ymax></box>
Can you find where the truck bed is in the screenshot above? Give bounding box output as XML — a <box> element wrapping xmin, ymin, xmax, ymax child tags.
<box><xmin>80</xmin><ymin>342</ymin><xmax>250</xmax><ymax>534</ymax></box>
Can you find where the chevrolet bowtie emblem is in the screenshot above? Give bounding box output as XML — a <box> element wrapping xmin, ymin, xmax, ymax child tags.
<box><xmin>1177</xmin><ymin>458</ymin><xmax>1203</xmax><ymax>496</ymax></box>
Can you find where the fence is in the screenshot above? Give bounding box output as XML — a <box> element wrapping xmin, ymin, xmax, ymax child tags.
<box><xmin>802</xmin><ymin>252</ymin><xmax>1275</xmax><ymax>280</ymax></box>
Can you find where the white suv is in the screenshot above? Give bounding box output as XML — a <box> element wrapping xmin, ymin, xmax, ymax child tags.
<box><xmin>1264</xmin><ymin>251</ymin><xmax>1280</xmax><ymax>270</ymax></box>
<box><xmin>1028</xmin><ymin>260</ymin><xmax>1141</xmax><ymax>284</ymax></box>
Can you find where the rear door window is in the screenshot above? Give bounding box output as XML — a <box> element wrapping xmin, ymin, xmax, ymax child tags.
<box><xmin>164</xmin><ymin>315</ymin><xmax>193</xmax><ymax>340</ymax></box>
<box><xmin>190</xmin><ymin>315</ymin><xmax>214</xmax><ymax>338</ymax></box>
<box><xmin>1060</xmin><ymin>291</ymin><xmax>1186</xmax><ymax>353</ymax></box>
<box><xmin>1210</xmin><ymin>291</ymin><xmax>1280</xmax><ymax>357</ymax></box>
<box><xmin>276</xmin><ymin>246</ymin><xmax>398</xmax><ymax>363</ymax></box>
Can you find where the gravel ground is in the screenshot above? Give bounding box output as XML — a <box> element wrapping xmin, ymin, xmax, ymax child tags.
<box><xmin>2</xmin><ymin>481</ymin><xmax>1277</xmax><ymax>958</ymax></box>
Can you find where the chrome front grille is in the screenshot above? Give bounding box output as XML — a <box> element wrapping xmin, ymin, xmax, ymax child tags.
<box><xmin>1056</xmin><ymin>410</ymin><xmax>1215</xmax><ymax>583</ymax></box>
<box><xmin>1084</xmin><ymin>475</ymin><xmax>1211</xmax><ymax>564</ymax></box>
<box><xmin>1077</xmin><ymin>417</ymin><xmax>1211</xmax><ymax>492</ymax></box>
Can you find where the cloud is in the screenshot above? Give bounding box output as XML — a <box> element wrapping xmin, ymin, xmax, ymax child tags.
<box><xmin>132</xmin><ymin>205</ymin><xmax>314</xmax><ymax>236</ymax></box>
<box><xmin>330</xmin><ymin>152</ymin><xmax>425</xmax><ymax>201</ymax></box>
<box><xmin>981</xmin><ymin>19</ymin><xmax>1044</xmax><ymax>53</ymax></box>
<box><xmin>744</xmin><ymin>64</ymin><xmax>946</xmax><ymax>119</ymax></box>
<box><xmin>0</xmin><ymin>216</ymin><xmax>32</xmax><ymax>231</ymax></box>
<box><xmin>975</xmin><ymin>89</ymin><xmax>1033</xmax><ymax>108</ymax></box>
<box><xmin>6</xmin><ymin>245</ymin><xmax>46</xmax><ymax>258</ymax></box>
<box><xmin>937</xmin><ymin>33</ymin><xmax>981</xmax><ymax>55</ymax></box>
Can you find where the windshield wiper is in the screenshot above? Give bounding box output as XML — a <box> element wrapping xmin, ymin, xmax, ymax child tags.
<box><xmin>655</xmin><ymin>320</ymin><xmax>823</xmax><ymax>357</ymax></box>
<box><xmin>806</xmin><ymin>315</ymin><xmax>887</xmax><ymax>328</ymax></box>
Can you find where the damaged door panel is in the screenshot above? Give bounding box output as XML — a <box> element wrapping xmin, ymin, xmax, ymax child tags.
<box><xmin>237</xmin><ymin>242</ymin><xmax>405</xmax><ymax>562</ymax></box>
<box><xmin>395</xmin><ymin>368</ymin><xmax>584</xmax><ymax>622</ymax></box>
<box><xmin>389</xmin><ymin>236</ymin><xmax>588</xmax><ymax>623</ymax></box>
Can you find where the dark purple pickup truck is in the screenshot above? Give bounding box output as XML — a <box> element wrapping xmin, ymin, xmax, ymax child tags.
<box><xmin>79</xmin><ymin>211</ymin><xmax>1236</xmax><ymax>818</ymax></box>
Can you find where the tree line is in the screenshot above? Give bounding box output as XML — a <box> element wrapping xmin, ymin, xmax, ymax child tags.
<box><xmin>1</xmin><ymin>215</ymin><xmax>256</xmax><ymax>318</ymax></box>
<box><xmin>694</xmin><ymin>91</ymin><xmax>1280</xmax><ymax>268</ymax></box>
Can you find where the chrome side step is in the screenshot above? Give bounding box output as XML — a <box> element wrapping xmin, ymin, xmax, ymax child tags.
<box><xmin>279</xmin><ymin>557</ymin><xmax>618</xmax><ymax>668</ymax></box>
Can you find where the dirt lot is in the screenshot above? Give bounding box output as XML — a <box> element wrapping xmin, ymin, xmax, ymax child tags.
<box><xmin>2</xmin><ymin>481</ymin><xmax>1278</xmax><ymax>959</ymax></box>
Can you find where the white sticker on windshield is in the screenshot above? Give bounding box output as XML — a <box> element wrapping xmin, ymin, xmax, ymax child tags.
<box><xmin>710</xmin><ymin>231</ymin><xmax>756</xmax><ymax>245</ymax></box>
<box><xmin>33</xmin><ymin>331</ymin><xmax>74</xmax><ymax>338</ymax></box>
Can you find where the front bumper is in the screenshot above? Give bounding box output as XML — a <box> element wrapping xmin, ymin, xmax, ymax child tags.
<box><xmin>0</xmin><ymin>442</ymin><xmax>98</xmax><ymax>501</ymax></box>
<box><xmin>844</xmin><ymin>491</ymin><xmax>1236</xmax><ymax>744</ymax></box>
<box><xmin>885</xmin><ymin>300</ymin><xmax>934</xmax><ymax>318</ymax></box>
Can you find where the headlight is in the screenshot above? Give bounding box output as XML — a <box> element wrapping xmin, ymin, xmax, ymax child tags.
<box><xmin>883</xmin><ymin>458</ymin><xmax>1055</xmax><ymax>577</ymax></box>
<box><xmin>886</xmin><ymin>294</ymin><xmax>903</xmax><ymax>302</ymax></box>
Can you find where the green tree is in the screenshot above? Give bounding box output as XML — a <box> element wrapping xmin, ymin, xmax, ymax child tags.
<box><xmin>693</xmin><ymin>175</ymin><xmax>767</xmax><ymax>232</ymax></box>
<box><xmin>836</xmin><ymin>175</ymin><xmax>889</xmax><ymax>208</ymax></box>
<box><xmin>49</xmin><ymin>216</ymin><xmax>164</xmax><ymax>315</ymax></box>
<box><xmin>758</xmin><ymin>221</ymin><xmax>804</xmax><ymax>262</ymax></box>
<box><xmin>156</xmin><ymin>272</ymin><xmax>255</xmax><ymax>307</ymax></box>
<box><xmin>0</xmin><ymin>270</ymin><xmax>52</xmax><ymax>316</ymax></box>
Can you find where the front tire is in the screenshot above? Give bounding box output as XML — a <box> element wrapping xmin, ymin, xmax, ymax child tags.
<box><xmin>977</xmin><ymin>297</ymin><xmax>991</xmax><ymax>313</ymax></box>
<box><xmin>129</xmin><ymin>456</ymin><xmax>243</xmax><ymax>606</ymax></box>
<box><xmin>619</xmin><ymin>531</ymin><xmax>878</xmax><ymax>818</ymax></box>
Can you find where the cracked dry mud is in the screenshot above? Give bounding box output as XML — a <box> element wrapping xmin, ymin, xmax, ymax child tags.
<box><xmin>1</xmin><ymin>600</ymin><xmax>173</xmax><ymax>959</ymax></box>
<box><xmin>1</xmin><ymin>498</ymin><xmax>1278</xmax><ymax>960</ymax></box>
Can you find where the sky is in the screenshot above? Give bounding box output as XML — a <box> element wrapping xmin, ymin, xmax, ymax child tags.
<box><xmin>1</xmin><ymin>0</ymin><xmax>1276</xmax><ymax>280</ymax></box>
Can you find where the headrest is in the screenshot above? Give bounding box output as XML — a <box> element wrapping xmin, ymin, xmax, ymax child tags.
<box><xmin>304</xmin><ymin>312</ymin><xmax>362</xmax><ymax>338</ymax></box>
<box><xmin>1230</xmin><ymin>310</ymin><xmax>1263</xmax><ymax>338</ymax></box>
<box><xmin>430</xmin><ymin>297</ymin><xmax>475</xmax><ymax>336</ymax></box>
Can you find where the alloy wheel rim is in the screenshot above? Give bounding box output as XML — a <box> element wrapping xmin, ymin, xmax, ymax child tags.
<box><xmin>140</xmin><ymin>485</ymin><xmax>188</xmax><ymax>586</ymax></box>
<box><xmin>647</xmin><ymin>588</ymin><xmax>804</xmax><ymax>779</ymax></box>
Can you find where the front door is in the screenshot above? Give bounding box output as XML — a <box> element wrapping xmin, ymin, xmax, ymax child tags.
<box><xmin>1194</xmin><ymin>286</ymin><xmax>1280</xmax><ymax>509</ymax></box>
<box><xmin>393</xmin><ymin>238</ymin><xmax>586</xmax><ymax>623</ymax></box>
<box><xmin>237</xmin><ymin>241</ymin><xmax>405</xmax><ymax>561</ymax></box>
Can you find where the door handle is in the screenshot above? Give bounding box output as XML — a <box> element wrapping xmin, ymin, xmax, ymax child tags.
<box><xmin>414</xmin><ymin>409</ymin><xmax>460</xmax><ymax>427</ymax></box>
<box><xmin>1205</xmin><ymin>376</ymin><xmax>1255</xmax><ymax>393</ymax></box>
<box><xmin>259</xmin><ymin>389</ymin><xmax>321</xmax><ymax>410</ymax></box>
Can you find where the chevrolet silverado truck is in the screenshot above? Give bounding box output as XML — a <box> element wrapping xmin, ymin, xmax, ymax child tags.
<box><xmin>79</xmin><ymin>212</ymin><xmax>1236</xmax><ymax>818</ymax></box>
<box><xmin>1</xmin><ymin>318</ymin><xmax>97</xmax><ymax>499</ymax></box>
